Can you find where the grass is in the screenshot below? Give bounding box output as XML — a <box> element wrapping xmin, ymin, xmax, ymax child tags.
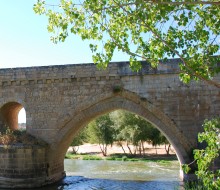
<box><xmin>65</xmin><ymin>152</ymin><xmax>178</xmax><ymax>162</ymax></box>
<box><xmin>65</xmin><ymin>153</ymin><xmax>102</xmax><ymax>160</ymax></box>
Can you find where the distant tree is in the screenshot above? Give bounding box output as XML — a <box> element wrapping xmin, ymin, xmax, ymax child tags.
<box><xmin>110</xmin><ymin>110</ymin><xmax>169</xmax><ymax>155</ymax></box>
<box><xmin>160</xmin><ymin>136</ymin><xmax>171</xmax><ymax>155</ymax></box>
<box><xmin>110</xmin><ymin>110</ymin><xmax>139</xmax><ymax>154</ymax></box>
<box><xmin>110</xmin><ymin>110</ymin><xmax>132</xmax><ymax>154</ymax></box>
<box><xmin>147</xmin><ymin>127</ymin><xmax>162</xmax><ymax>155</ymax></box>
<box><xmin>124</xmin><ymin>112</ymin><xmax>152</xmax><ymax>155</ymax></box>
<box><xmin>83</xmin><ymin>110</ymin><xmax>171</xmax><ymax>156</ymax></box>
<box><xmin>87</xmin><ymin>114</ymin><xmax>115</xmax><ymax>156</ymax></box>
<box><xmin>71</xmin><ymin>127</ymin><xmax>88</xmax><ymax>153</ymax></box>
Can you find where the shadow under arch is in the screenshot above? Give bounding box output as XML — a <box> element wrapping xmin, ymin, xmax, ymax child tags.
<box><xmin>51</xmin><ymin>90</ymin><xmax>194</xmax><ymax>171</ymax></box>
<box><xmin>0</xmin><ymin>102</ymin><xmax>24</xmax><ymax>130</ymax></box>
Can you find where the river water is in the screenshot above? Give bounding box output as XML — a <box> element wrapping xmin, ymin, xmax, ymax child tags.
<box><xmin>39</xmin><ymin>159</ymin><xmax>182</xmax><ymax>190</ymax></box>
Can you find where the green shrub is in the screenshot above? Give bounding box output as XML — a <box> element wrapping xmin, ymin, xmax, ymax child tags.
<box><xmin>105</xmin><ymin>157</ymin><xmax>116</xmax><ymax>160</ymax></box>
<box><xmin>182</xmin><ymin>118</ymin><xmax>220</xmax><ymax>190</ymax></box>
<box><xmin>122</xmin><ymin>156</ymin><xmax>127</xmax><ymax>161</ymax></box>
<box><xmin>129</xmin><ymin>158</ymin><xmax>139</xmax><ymax>162</ymax></box>
<box><xmin>0</xmin><ymin>127</ymin><xmax>46</xmax><ymax>146</ymax></box>
<box><xmin>82</xmin><ymin>155</ymin><xmax>102</xmax><ymax>160</ymax></box>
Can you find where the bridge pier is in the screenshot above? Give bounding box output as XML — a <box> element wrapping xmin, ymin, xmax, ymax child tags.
<box><xmin>0</xmin><ymin>145</ymin><xmax>67</xmax><ymax>189</ymax></box>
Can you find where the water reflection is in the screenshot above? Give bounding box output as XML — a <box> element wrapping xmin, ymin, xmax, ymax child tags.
<box><xmin>55</xmin><ymin>176</ymin><xmax>180</xmax><ymax>190</ymax></box>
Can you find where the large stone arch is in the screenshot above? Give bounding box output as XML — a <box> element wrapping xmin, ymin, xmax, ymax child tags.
<box><xmin>46</xmin><ymin>90</ymin><xmax>194</xmax><ymax>181</ymax></box>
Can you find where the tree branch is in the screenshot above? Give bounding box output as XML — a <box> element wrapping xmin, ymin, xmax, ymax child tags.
<box><xmin>93</xmin><ymin>0</ymin><xmax>220</xmax><ymax>12</ymax></box>
<box><xmin>113</xmin><ymin>0</ymin><xmax>220</xmax><ymax>88</ymax></box>
<box><xmin>144</xmin><ymin>0</ymin><xmax>220</xmax><ymax>6</ymax></box>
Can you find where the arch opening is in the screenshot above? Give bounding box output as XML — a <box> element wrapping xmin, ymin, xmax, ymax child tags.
<box><xmin>61</xmin><ymin>109</ymin><xmax>182</xmax><ymax>186</ymax></box>
<box><xmin>18</xmin><ymin>108</ymin><xmax>26</xmax><ymax>130</ymax></box>
<box><xmin>0</xmin><ymin>102</ymin><xmax>26</xmax><ymax>131</ymax></box>
<box><xmin>47</xmin><ymin>94</ymin><xmax>193</xmax><ymax>182</ymax></box>
<box><xmin>67</xmin><ymin>109</ymin><xmax>177</xmax><ymax>159</ymax></box>
<box><xmin>54</xmin><ymin>96</ymin><xmax>191</xmax><ymax>166</ymax></box>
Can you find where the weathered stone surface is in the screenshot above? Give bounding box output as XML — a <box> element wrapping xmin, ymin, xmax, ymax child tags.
<box><xmin>0</xmin><ymin>59</ymin><xmax>219</xmax><ymax>187</ymax></box>
<box><xmin>0</xmin><ymin>145</ymin><xmax>50</xmax><ymax>188</ymax></box>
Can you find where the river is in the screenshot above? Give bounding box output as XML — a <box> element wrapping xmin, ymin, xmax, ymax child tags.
<box><xmin>37</xmin><ymin>159</ymin><xmax>182</xmax><ymax>190</ymax></box>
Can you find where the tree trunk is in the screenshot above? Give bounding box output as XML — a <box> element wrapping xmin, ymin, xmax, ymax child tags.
<box><xmin>118</xmin><ymin>141</ymin><xmax>126</xmax><ymax>154</ymax></box>
<box><xmin>133</xmin><ymin>146</ymin><xmax>137</xmax><ymax>155</ymax></box>
<box><xmin>165</xmin><ymin>144</ymin><xmax>171</xmax><ymax>155</ymax></box>
<box><xmin>72</xmin><ymin>146</ymin><xmax>79</xmax><ymax>154</ymax></box>
<box><xmin>127</xmin><ymin>141</ymin><xmax>133</xmax><ymax>155</ymax></box>
<box><xmin>141</xmin><ymin>141</ymin><xmax>145</xmax><ymax>155</ymax></box>
<box><xmin>99</xmin><ymin>143</ymin><xmax>107</xmax><ymax>156</ymax></box>
<box><xmin>139</xmin><ymin>142</ymin><xmax>142</xmax><ymax>155</ymax></box>
<box><xmin>104</xmin><ymin>145</ymin><xmax>107</xmax><ymax>156</ymax></box>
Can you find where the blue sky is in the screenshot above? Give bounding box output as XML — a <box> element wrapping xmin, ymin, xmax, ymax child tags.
<box><xmin>0</xmin><ymin>1</ymin><xmax>129</xmax><ymax>69</ymax></box>
<box><xmin>0</xmin><ymin>1</ymin><xmax>129</xmax><ymax>123</ymax></box>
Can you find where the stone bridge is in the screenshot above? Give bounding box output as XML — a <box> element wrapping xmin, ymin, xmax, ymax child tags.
<box><xmin>0</xmin><ymin>59</ymin><xmax>219</xmax><ymax>188</ymax></box>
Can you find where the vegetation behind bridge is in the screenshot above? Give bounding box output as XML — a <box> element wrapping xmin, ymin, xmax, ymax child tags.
<box><xmin>71</xmin><ymin>110</ymin><xmax>171</xmax><ymax>157</ymax></box>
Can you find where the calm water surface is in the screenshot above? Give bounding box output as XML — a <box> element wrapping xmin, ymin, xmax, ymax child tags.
<box><xmin>36</xmin><ymin>159</ymin><xmax>181</xmax><ymax>190</ymax></box>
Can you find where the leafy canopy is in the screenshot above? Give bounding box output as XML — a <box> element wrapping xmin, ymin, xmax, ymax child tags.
<box><xmin>194</xmin><ymin>118</ymin><xmax>220</xmax><ymax>189</ymax></box>
<box><xmin>87</xmin><ymin>114</ymin><xmax>115</xmax><ymax>156</ymax></box>
<box><xmin>183</xmin><ymin>118</ymin><xmax>220</xmax><ymax>189</ymax></box>
<box><xmin>34</xmin><ymin>0</ymin><xmax>220</xmax><ymax>87</ymax></box>
<box><xmin>110</xmin><ymin>110</ymin><xmax>164</xmax><ymax>146</ymax></box>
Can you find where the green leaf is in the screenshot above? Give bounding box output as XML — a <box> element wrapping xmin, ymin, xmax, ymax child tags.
<box><xmin>33</xmin><ymin>0</ymin><xmax>220</xmax><ymax>87</ymax></box>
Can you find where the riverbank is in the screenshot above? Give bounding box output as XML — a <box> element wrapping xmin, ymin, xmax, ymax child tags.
<box><xmin>66</xmin><ymin>153</ymin><xmax>177</xmax><ymax>162</ymax></box>
<box><xmin>66</xmin><ymin>143</ymin><xmax>177</xmax><ymax>162</ymax></box>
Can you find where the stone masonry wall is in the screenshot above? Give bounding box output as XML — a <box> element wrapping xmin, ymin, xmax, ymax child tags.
<box><xmin>0</xmin><ymin>145</ymin><xmax>48</xmax><ymax>188</ymax></box>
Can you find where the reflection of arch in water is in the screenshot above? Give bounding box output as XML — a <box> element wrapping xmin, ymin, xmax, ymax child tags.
<box><xmin>50</xmin><ymin>91</ymin><xmax>193</xmax><ymax>179</ymax></box>
<box><xmin>0</xmin><ymin>102</ymin><xmax>26</xmax><ymax>130</ymax></box>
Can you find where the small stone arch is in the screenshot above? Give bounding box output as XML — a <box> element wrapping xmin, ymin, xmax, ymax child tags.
<box><xmin>0</xmin><ymin>102</ymin><xmax>25</xmax><ymax>130</ymax></box>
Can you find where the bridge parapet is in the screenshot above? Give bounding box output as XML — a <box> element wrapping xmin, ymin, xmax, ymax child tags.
<box><xmin>0</xmin><ymin>59</ymin><xmax>180</xmax><ymax>83</ymax></box>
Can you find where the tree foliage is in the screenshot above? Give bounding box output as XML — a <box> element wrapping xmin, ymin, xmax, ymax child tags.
<box><xmin>183</xmin><ymin>118</ymin><xmax>220</xmax><ymax>189</ymax></box>
<box><xmin>194</xmin><ymin>118</ymin><xmax>220</xmax><ymax>189</ymax></box>
<box><xmin>34</xmin><ymin>0</ymin><xmax>220</xmax><ymax>87</ymax></box>
<box><xmin>112</xmin><ymin>110</ymin><xmax>170</xmax><ymax>155</ymax></box>
<box><xmin>110</xmin><ymin>110</ymin><xmax>168</xmax><ymax>154</ymax></box>
<box><xmin>87</xmin><ymin>114</ymin><xmax>115</xmax><ymax>156</ymax></box>
<box><xmin>85</xmin><ymin>110</ymin><xmax>170</xmax><ymax>156</ymax></box>
<box><xmin>71</xmin><ymin>127</ymin><xmax>88</xmax><ymax>153</ymax></box>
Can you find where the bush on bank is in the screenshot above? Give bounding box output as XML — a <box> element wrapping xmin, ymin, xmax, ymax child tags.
<box><xmin>0</xmin><ymin>127</ymin><xmax>46</xmax><ymax>146</ymax></box>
